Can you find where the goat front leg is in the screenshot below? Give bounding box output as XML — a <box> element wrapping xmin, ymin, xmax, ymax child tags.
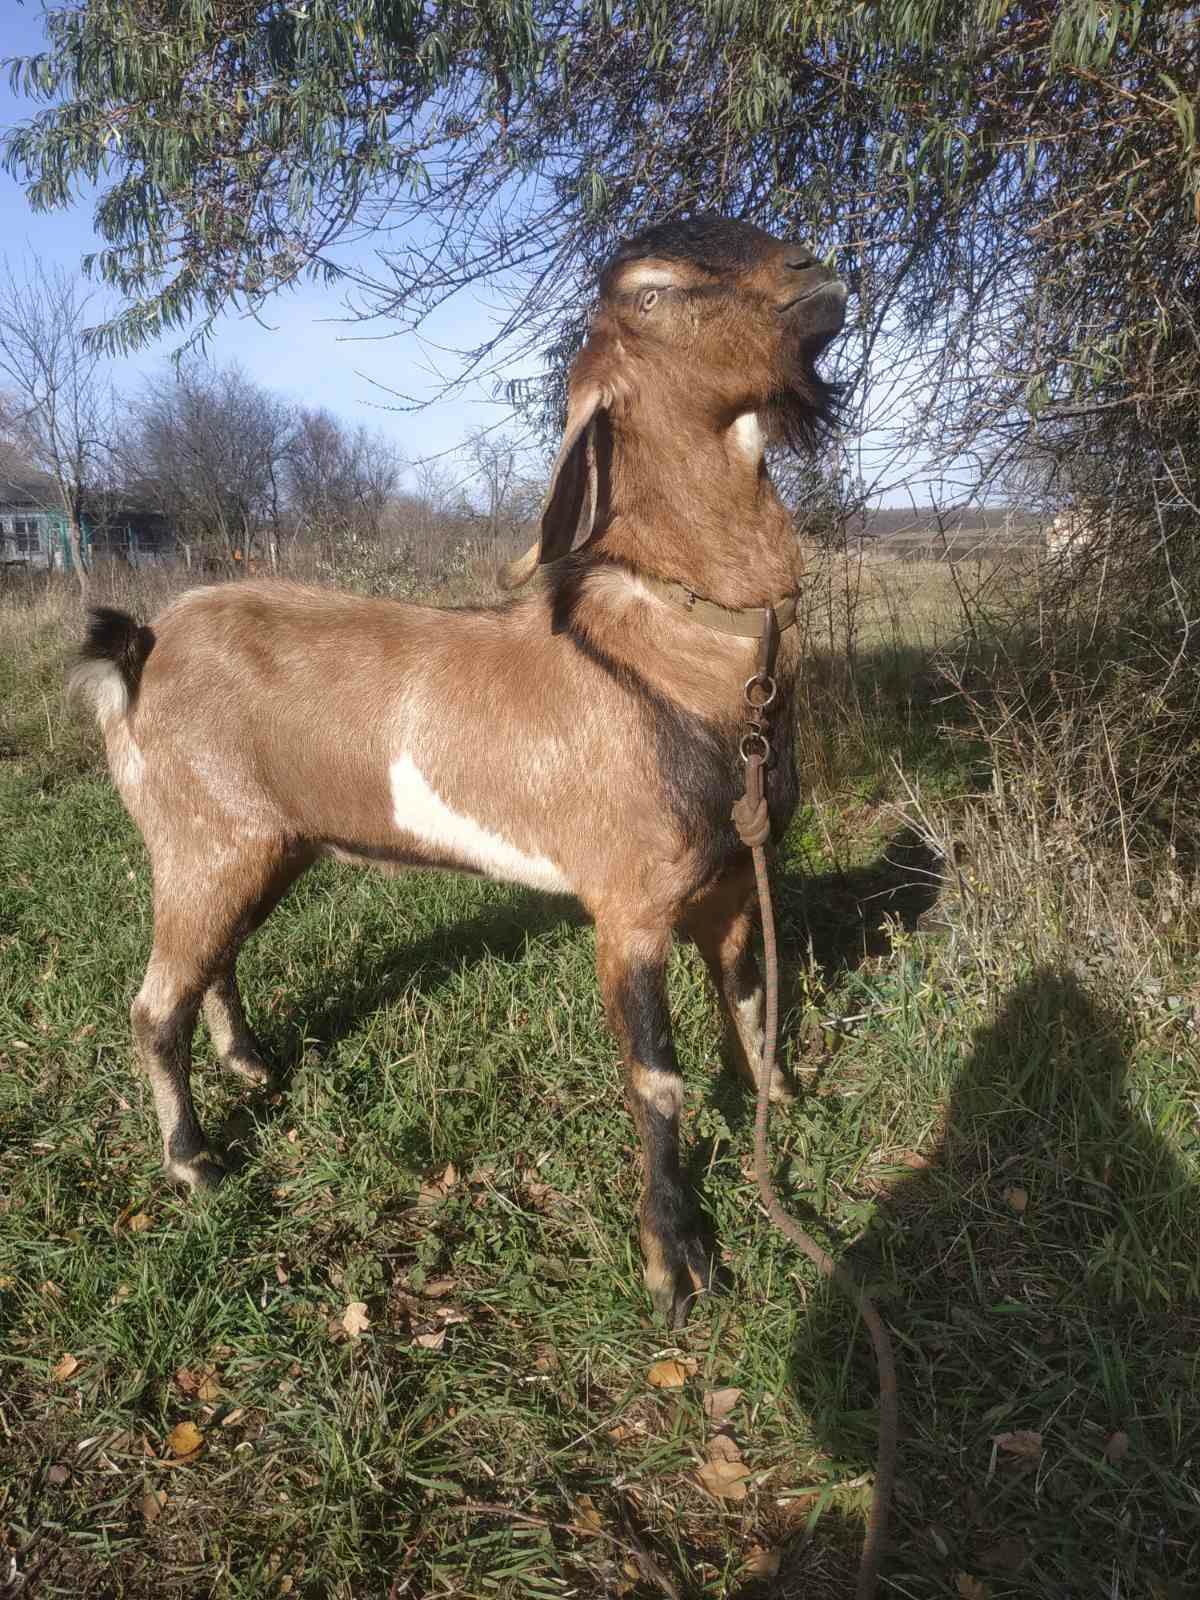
<box><xmin>685</xmin><ymin>865</ymin><xmax>794</xmax><ymax>1103</ymax></box>
<box><xmin>596</xmin><ymin>923</ymin><xmax>712</xmax><ymax>1327</ymax></box>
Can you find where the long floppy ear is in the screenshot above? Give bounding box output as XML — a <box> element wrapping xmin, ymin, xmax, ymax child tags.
<box><xmin>500</xmin><ymin>385</ymin><xmax>606</xmax><ymax>590</ymax></box>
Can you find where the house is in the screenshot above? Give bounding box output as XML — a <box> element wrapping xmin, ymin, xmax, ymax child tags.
<box><xmin>0</xmin><ymin>477</ymin><xmax>71</xmax><ymax>569</ymax></box>
<box><xmin>0</xmin><ymin>477</ymin><xmax>175</xmax><ymax>570</ymax></box>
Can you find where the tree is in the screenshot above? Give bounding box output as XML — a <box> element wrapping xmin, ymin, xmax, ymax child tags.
<box><xmin>0</xmin><ymin>258</ymin><xmax>118</xmax><ymax>593</ymax></box>
<box><xmin>2</xmin><ymin>4</ymin><xmax>1196</xmax><ymax>522</ymax></box>
<box><xmin>286</xmin><ymin>407</ymin><xmax>402</xmax><ymax>560</ymax></box>
<box><xmin>129</xmin><ymin>361</ymin><xmax>294</xmax><ymax>566</ymax></box>
<box><xmin>464</xmin><ymin>429</ymin><xmax>541</xmax><ymax>558</ymax></box>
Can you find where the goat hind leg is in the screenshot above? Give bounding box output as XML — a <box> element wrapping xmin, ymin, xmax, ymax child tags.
<box><xmin>132</xmin><ymin>961</ymin><xmax>224</xmax><ymax>1192</ymax></box>
<box><xmin>596</xmin><ymin>922</ymin><xmax>712</xmax><ymax>1328</ymax></box>
<box><xmin>135</xmin><ymin>848</ymin><xmax>296</xmax><ymax>1191</ymax></box>
<box><xmin>203</xmin><ymin>965</ymin><xmax>273</xmax><ymax>1088</ymax></box>
<box><xmin>686</xmin><ymin>867</ymin><xmax>794</xmax><ymax>1104</ymax></box>
<box><xmin>202</xmin><ymin>856</ymin><xmax>306</xmax><ymax>1089</ymax></box>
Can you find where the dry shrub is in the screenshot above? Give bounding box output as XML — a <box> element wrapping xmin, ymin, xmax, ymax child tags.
<box><xmin>885</xmin><ymin>509</ymin><xmax>1200</xmax><ymax>1029</ymax></box>
<box><xmin>953</xmin><ymin>511</ymin><xmax>1200</xmax><ymax>863</ymax></box>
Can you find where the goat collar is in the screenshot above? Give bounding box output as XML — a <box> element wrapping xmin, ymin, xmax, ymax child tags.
<box><xmin>640</xmin><ymin>574</ymin><xmax>797</xmax><ymax>638</ymax></box>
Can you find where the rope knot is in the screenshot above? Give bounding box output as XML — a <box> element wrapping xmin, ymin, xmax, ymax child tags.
<box><xmin>732</xmin><ymin>790</ymin><xmax>771</xmax><ymax>847</ymax></box>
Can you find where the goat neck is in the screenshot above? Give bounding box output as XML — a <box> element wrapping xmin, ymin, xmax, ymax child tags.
<box><xmin>594</xmin><ymin>405</ymin><xmax>801</xmax><ymax>609</ymax></box>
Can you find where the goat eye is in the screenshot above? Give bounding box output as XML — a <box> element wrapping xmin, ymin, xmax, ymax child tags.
<box><xmin>639</xmin><ymin>288</ymin><xmax>660</xmax><ymax>314</ymax></box>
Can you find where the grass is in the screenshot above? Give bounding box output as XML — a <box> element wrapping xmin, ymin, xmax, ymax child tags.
<box><xmin>1</xmin><ymin>563</ymin><xmax>1198</xmax><ymax>1599</ymax></box>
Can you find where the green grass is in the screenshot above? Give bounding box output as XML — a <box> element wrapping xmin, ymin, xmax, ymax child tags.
<box><xmin>2</xmin><ymin>570</ymin><xmax>1198</xmax><ymax>1598</ymax></box>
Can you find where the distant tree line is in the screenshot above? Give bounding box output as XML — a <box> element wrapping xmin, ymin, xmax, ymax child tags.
<box><xmin>0</xmin><ymin>258</ymin><xmax>544</xmax><ymax>590</ymax></box>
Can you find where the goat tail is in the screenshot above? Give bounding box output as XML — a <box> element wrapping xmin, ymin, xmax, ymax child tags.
<box><xmin>67</xmin><ymin>607</ymin><xmax>156</xmax><ymax>727</ymax></box>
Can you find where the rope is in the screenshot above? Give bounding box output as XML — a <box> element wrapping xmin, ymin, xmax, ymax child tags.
<box><xmin>749</xmin><ymin>840</ymin><xmax>898</xmax><ymax>1600</ymax></box>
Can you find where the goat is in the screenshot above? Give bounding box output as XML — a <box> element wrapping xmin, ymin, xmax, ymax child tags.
<box><xmin>70</xmin><ymin>214</ymin><xmax>846</xmax><ymax>1327</ymax></box>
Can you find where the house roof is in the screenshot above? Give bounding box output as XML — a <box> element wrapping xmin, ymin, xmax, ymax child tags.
<box><xmin>0</xmin><ymin>475</ymin><xmax>58</xmax><ymax>512</ymax></box>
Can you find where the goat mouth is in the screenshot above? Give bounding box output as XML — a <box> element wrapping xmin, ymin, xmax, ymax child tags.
<box><xmin>778</xmin><ymin>279</ymin><xmax>848</xmax><ymax>315</ymax></box>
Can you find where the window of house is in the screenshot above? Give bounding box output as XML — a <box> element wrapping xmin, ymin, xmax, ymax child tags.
<box><xmin>12</xmin><ymin>519</ymin><xmax>42</xmax><ymax>554</ymax></box>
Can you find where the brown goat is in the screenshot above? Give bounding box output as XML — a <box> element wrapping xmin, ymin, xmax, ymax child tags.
<box><xmin>71</xmin><ymin>215</ymin><xmax>845</xmax><ymax>1327</ymax></box>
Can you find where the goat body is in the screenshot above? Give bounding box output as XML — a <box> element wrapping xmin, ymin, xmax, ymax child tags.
<box><xmin>73</xmin><ymin>214</ymin><xmax>845</xmax><ymax>1325</ymax></box>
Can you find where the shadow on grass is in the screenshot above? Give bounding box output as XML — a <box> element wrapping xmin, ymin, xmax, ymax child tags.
<box><xmin>783</xmin><ymin>968</ymin><xmax>1200</xmax><ymax>1597</ymax></box>
<box><xmin>776</xmin><ymin>826</ymin><xmax>944</xmax><ymax>981</ymax></box>
<box><xmin>214</xmin><ymin>888</ymin><xmax>582</xmax><ymax>1162</ymax></box>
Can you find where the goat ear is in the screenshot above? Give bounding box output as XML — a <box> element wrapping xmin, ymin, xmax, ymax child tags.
<box><xmin>500</xmin><ymin>386</ymin><xmax>606</xmax><ymax>590</ymax></box>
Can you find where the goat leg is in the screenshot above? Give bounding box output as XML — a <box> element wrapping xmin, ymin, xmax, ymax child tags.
<box><xmin>596</xmin><ymin>923</ymin><xmax>713</xmax><ymax>1328</ymax></box>
<box><xmin>686</xmin><ymin>866</ymin><xmax>795</xmax><ymax>1104</ymax></box>
<box><xmin>132</xmin><ymin>975</ymin><xmax>226</xmax><ymax>1191</ymax></box>
<box><xmin>203</xmin><ymin>965</ymin><xmax>275</xmax><ymax>1088</ymax></box>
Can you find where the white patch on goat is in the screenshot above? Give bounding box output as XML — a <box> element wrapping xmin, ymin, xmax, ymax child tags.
<box><xmin>733</xmin><ymin>989</ymin><xmax>765</xmax><ymax>1068</ymax></box>
<box><xmin>614</xmin><ymin>262</ymin><xmax>685</xmax><ymax>291</ymax></box>
<box><xmin>729</xmin><ymin>411</ymin><xmax>764</xmax><ymax>464</ymax></box>
<box><xmin>389</xmin><ymin>754</ymin><xmax>570</xmax><ymax>894</ymax></box>
<box><xmin>635</xmin><ymin>1067</ymin><xmax>683</xmax><ymax>1119</ymax></box>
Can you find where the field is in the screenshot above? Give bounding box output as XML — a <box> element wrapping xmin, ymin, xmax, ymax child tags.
<box><xmin>1</xmin><ymin>561</ymin><xmax>1198</xmax><ymax>1600</ymax></box>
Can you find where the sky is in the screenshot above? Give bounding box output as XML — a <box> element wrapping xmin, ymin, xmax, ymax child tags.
<box><xmin>0</xmin><ymin>3</ymin><xmax>531</xmax><ymax>498</ymax></box>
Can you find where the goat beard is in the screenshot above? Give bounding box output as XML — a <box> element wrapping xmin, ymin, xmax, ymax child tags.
<box><xmin>763</xmin><ymin>369</ymin><xmax>842</xmax><ymax>453</ymax></box>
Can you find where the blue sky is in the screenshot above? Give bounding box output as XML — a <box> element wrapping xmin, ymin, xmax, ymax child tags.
<box><xmin>0</xmin><ymin>3</ymin><xmax>530</xmax><ymax>494</ymax></box>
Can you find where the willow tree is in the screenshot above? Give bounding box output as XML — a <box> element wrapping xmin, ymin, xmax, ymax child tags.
<box><xmin>3</xmin><ymin>2</ymin><xmax>1197</xmax><ymax>508</ymax></box>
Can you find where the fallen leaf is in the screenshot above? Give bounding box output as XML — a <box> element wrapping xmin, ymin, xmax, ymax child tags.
<box><xmin>646</xmin><ymin>1358</ymin><xmax>690</xmax><ymax>1390</ymax></box>
<box><xmin>52</xmin><ymin>1353</ymin><xmax>80</xmax><ymax>1382</ymax></box>
<box><xmin>1003</xmin><ymin>1187</ymin><xmax>1028</xmax><ymax>1214</ymax></box>
<box><xmin>574</xmin><ymin>1493</ymin><xmax>603</xmax><ymax>1536</ymax></box>
<box><xmin>1104</xmin><ymin>1430</ymin><xmax>1130</xmax><ymax>1464</ymax></box>
<box><xmin>743</xmin><ymin>1546</ymin><xmax>782</xmax><ymax>1578</ymax></box>
<box><xmin>696</xmin><ymin>1434</ymin><xmax>750</xmax><ymax>1502</ymax></box>
<box><xmin>166</xmin><ymin>1421</ymin><xmax>203</xmax><ymax>1459</ymax></box>
<box><xmin>896</xmin><ymin>1150</ymin><xmax>932</xmax><ymax>1169</ymax></box>
<box><xmin>703</xmin><ymin>1386</ymin><xmax>743</xmax><ymax>1424</ymax></box>
<box><xmin>442</xmin><ymin>1161</ymin><xmax>459</xmax><ymax>1189</ymax></box>
<box><xmin>196</xmin><ymin>1368</ymin><xmax>221</xmax><ymax>1402</ymax></box>
<box><xmin>993</xmin><ymin>1430</ymin><xmax>1042</xmax><ymax>1459</ymax></box>
<box><xmin>341</xmin><ymin>1301</ymin><xmax>370</xmax><ymax>1339</ymax></box>
<box><xmin>955</xmin><ymin>1576</ymin><xmax>989</xmax><ymax>1600</ymax></box>
<box><xmin>142</xmin><ymin>1490</ymin><xmax>166</xmax><ymax>1524</ymax></box>
<box><xmin>127</xmin><ymin>1211</ymin><xmax>153</xmax><ymax>1233</ymax></box>
<box><xmin>221</xmin><ymin>1407</ymin><xmax>247</xmax><ymax>1428</ymax></box>
<box><xmin>47</xmin><ymin>1463</ymin><xmax>70</xmax><ymax>1487</ymax></box>
<box><xmin>423</xmin><ymin>1277</ymin><xmax>457</xmax><ymax>1298</ymax></box>
<box><xmin>413</xmin><ymin>1327</ymin><xmax>446</xmax><ymax>1351</ymax></box>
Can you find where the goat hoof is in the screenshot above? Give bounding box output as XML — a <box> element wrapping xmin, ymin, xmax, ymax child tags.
<box><xmin>225</xmin><ymin>1053</ymin><xmax>276</xmax><ymax>1090</ymax></box>
<box><xmin>647</xmin><ymin>1235</ymin><xmax>716</xmax><ymax>1329</ymax></box>
<box><xmin>167</xmin><ymin>1152</ymin><xmax>227</xmax><ymax>1193</ymax></box>
<box><xmin>766</xmin><ymin>1071</ymin><xmax>796</xmax><ymax>1105</ymax></box>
